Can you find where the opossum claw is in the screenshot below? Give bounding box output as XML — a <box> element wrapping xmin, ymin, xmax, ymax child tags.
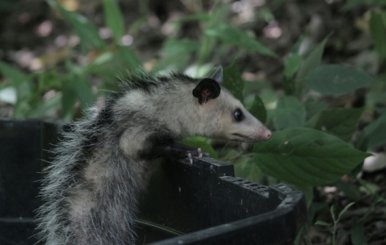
<box><xmin>187</xmin><ymin>152</ymin><xmax>193</xmax><ymax>165</ymax></box>
<box><xmin>197</xmin><ymin>148</ymin><xmax>203</xmax><ymax>158</ymax></box>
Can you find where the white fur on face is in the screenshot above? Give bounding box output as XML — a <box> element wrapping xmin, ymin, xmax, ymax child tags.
<box><xmin>196</xmin><ymin>88</ymin><xmax>270</xmax><ymax>142</ymax></box>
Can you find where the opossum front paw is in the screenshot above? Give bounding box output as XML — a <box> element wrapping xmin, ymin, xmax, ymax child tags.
<box><xmin>185</xmin><ymin>148</ymin><xmax>207</xmax><ymax>165</ymax></box>
<box><xmin>161</xmin><ymin>144</ymin><xmax>208</xmax><ymax>163</ymax></box>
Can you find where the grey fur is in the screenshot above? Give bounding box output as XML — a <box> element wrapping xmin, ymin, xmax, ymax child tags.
<box><xmin>36</xmin><ymin>73</ymin><xmax>270</xmax><ymax>245</ymax></box>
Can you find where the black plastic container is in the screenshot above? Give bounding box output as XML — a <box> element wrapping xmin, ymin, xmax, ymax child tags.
<box><xmin>0</xmin><ymin>120</ymin><xmax>57</xmax><ymax>245</ymax></box>
<box><xmin>0</xmin><ymin>120</ymin><xmax>306</xmax><ymax>245</ymax></box>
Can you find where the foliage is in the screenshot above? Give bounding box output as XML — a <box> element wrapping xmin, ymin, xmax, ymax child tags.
<box><xmin>315</xmin><ymin>202</ymin><xmax>356</xmax><ymax>245</ymax></box>
<box><xmin>234</xmin><ymin>32</ymin><xmax>381</xmax><ymax>189</ymax></box>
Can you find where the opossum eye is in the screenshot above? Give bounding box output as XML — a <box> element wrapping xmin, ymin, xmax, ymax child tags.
<box><xmin>233</xmin><ymin>108</ymin><xmax>244</xmax><ymax>122</ymax></box>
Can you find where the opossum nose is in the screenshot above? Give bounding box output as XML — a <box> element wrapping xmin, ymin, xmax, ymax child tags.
<box><xmin>259</xmin><ymin>128</ymin><xmax>272</xmax><ymax>140</ymax></box>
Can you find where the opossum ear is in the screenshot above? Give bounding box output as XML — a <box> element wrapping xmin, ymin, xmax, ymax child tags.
<box><xmin>211</xmin><ymin>66</ymin><xmax>223</xmax><ymax>83</ymax></box>
<box><xmin>192</xmin><ymin>78</ymin><xmax>221</xmax><ymax>104</ymax></box>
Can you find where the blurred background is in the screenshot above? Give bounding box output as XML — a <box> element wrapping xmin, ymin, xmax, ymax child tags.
<box><xmin>0</xmin><ymin>0</ymin><xmax>385</xmax><ymax>244</ymax></box>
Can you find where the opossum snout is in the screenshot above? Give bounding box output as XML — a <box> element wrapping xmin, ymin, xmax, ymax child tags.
<box><xmin>258</xmin><ymin>127</ymin><xmax>272</xmax><ymax>141</ymax></box>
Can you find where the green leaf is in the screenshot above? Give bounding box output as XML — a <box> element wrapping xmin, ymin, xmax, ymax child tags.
<box><xmin>61</xmin><ymin>78</ymin><xmax>78</xmax><ymax>119</ymax></box>
<box><xmin>205</xmin><ymin>25</ymin><xmax>275</xmax><ymax>57</ymax></box>
<box><xmin>295</xmin><ymin>38</ymin><xmax>327</xmax><ymax>96</ymax></box>
<box><xmin>235</xmin><ymin>160</ymin><xmax>264</xmax><ymax>183</ymax></box>
<box><xmin>253</xmin><ymin>128</ymin><xmax>368</xmax><ymax>186</ymax></box>
<box><xmin>48</xmin><ymin>0</ymin><xmax>104</xmax><ymax>50</ymax></box>
<box><xmin>284</xmin><ymin>53</ymin><xmax>302</xmax><ymax>79</ymax></box>
<box><xmin>249</xmin><ymin>96</ymin><xmax>267</xmax><ymax>123</ymax></box>
<box><xmin>103</xmin><ymin>0</ymin><xmax>125</xmax><ymax>43</ymax></box>
<box><xmin>117</xmin><ymin>46</ymin><xmax>142</xmax><ymax>72</ymax></box>
<box><xmin>305</xmin><ymin>100</ymin><xmax>328</xmax><ymax>120</ymax></box>
<box><xmin>223</xmin><ymin>64</ymin><xmax>243</xmax><ymax>101</ymax></box>
<box><xmin>369</xmin><ymin>11</ymin><xmax>386</xmax><ymax>58</ymax></box>
<box><xmin>60</xmin><ymin>71</ymin><xmax>95</xmax><ymax>112</ymax></box>
<box><xmin>305</xmin><ymin>64</ymin><xmax>376</xmax><ymax>96</ymax></box>
<box><xmin>362</xmin><ymin>113</ymin><xmax>386</xmax><ymax>149</ymax></box>
<box><xmin>73</xmin><ymin>77</ymin><xmax>96</xmax><ymax>109</ymax></box>
<box><xmin>315</xmin><ymin>220</ymin><xmax>331</xmax><ymax>227</ymax></box>
<box><xmin>283</xmin><ymin>53</ymin><xmax>302</xmax><ymax>95</ymax></box>
<box><xmin>337</xmin><ymin>202</ymin><xmax>355</xmax><ymax>221</ymax></box>
<box><xmin>272</xmin><ymin>96</ymin><xmax>305</xmax><ymax>130</ymax></box>
<box><xmin>37</xmin><ymin>71</ymin><xmax>61</xmax><ymax>92</ymax></box>
<box><xmin>308</xmin><ymin>108</ymin><xmax>363</xmax><ymax>141</ymax></box>
<box><xmin>0</xmin><ymin>61</ymin><xmax>29</xmax><ymax>84</ymax></box>
<box><xmin>296</xmin><ymin>38</ymin><xmax>327</xmax><ymax>80</ymax></box>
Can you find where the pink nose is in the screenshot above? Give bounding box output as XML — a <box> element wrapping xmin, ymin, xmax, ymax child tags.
<box><xmin>260</xmin><ymin>128</ymin><xmax>272</xmax><ymax>140</ymax></box>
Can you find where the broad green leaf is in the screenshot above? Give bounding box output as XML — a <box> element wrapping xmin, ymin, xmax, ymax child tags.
<box><xmin>253</xmin><ymin>128</ymin><xmax>368</xmax><ymax>186</ymax></box>
<box><xmin>272</xmin><ymin>96</ymin><xmax>305</xmax><ymax>130</ymax></box>
<box><xmin>249</xmin><ymin>96</ymin><xmax>267</xmax><ymax>123</ymax></box>
<box><xmin>308</xmin><ymin>108</ymin><xmax>363</xmax><ymax>142</ymax></box>
<box><xmin>305</xmin><ymin>64</ymin><xmax>376</xmax><ymax>96</ymax></box>
<box><xmin>369</xmin><ymin>11</ymin><xmax>386</xmax><ymax>58</ymax></box>
<box><xmin>305</xmin><ymin>99</ymin><xmax>328</xmax><ymax>120</ymax></box>
<box><xmin>48</xmin><ymin>0</ymin><xmax>104</xmax><ymax>50</ymax></box>
<box><xmin>223</xmin><ymin>64</ymin><xmax>243</xmax><ymax>101</ymax></box>
<box><xmin>103</xmin><ymin>0</ymin><xmax>125</xmax><ymax>43</ymax></box>
<box><xmin>205</xmin><ymin>25</ymin><xmax>275</xmax><ymax>57</ymax></box>
<box><xmin>363</xmin><ymin>113</ymin><xmax>386</xmax><ymax>149</ymax></box>
<box><xmin>235</xmin><ymin>160</ymin><xmax>264</xmax><ymax>183</ymax></box>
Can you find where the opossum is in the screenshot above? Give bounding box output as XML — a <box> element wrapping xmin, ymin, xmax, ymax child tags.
<box><xmin>36</xmin><ymin>67</ymin><xmax>271</xmax><ymax>245</ymax></box>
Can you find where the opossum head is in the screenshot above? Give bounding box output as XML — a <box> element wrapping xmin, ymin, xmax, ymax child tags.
<box><xmin>188</xmin><ymin>68</ymin><xmax>271</xmax><ymax>143</ymax></box>
<box><xmin>114</xmin><ymin>69</ymin><xmax>270</xmax><ymax>143</ymax></box>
